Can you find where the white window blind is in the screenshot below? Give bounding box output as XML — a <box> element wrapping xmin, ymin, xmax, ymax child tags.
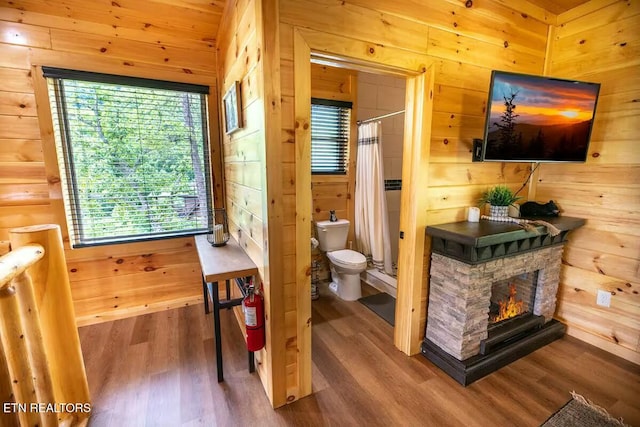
<box><xmin>44</xmin><ymin>67</ymin><xmax>213</xmax><ymax>247</ymax></box>
<box><xmin>311</xmin><ymin>98</ymin><xmax>352</xmax><ymax>174</ymax></box>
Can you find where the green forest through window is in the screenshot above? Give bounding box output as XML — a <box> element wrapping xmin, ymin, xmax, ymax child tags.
<box><xmin>45</xmin><ymin>67</ymin><xmax>213</xmax><ymax>247</ymax></box>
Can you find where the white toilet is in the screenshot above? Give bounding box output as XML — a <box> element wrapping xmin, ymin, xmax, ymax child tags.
<box><xmin>315</xmin><ymin>219</ymin><xmax>367</xmax><ymax>301</ymax></box>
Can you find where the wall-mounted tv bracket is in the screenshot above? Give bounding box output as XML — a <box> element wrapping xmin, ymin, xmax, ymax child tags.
<box><xmin>472</xmin><ymin>138</ymin><xmax>483</xmax><ymax>162</ymax></box>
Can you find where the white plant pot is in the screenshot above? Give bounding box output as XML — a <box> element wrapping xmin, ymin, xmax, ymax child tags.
<box><xmin>489</xmin><ymin>205</ymin><xmax>509</xmax><ymax>218</ymax></box>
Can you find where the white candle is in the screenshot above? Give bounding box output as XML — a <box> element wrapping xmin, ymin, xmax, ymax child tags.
<box><xmin>508</xmin><ymin>203</ymin><xmax>520</xmax><ymax>218</ymax></box>
<box><xmin>468</xmin><ymin>206</ymin><xmax>480</xmax><ymax>222</ymax></box>
<box><xmin>213</xmin><ymin>224</ymin><xmax>225</xmax><ymax>244</ymax></box>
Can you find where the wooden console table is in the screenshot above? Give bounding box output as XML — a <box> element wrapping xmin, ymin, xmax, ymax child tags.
<box><xmin>194</xmin><ymin>235</ymin><xmax>259</xmax><ymax>382</ymax></box>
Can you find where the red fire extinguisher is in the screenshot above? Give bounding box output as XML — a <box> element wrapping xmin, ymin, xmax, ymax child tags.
<box><xmin>243</xmin><ymin>281</ymin><xmax>265</xmax><ymax>351</ymax></box>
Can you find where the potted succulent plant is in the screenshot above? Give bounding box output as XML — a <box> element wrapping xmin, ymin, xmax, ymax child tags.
<box><xmin>479</xmin><ymin>185</ymin><xmax>522</xmax><ymax>218</ymax></box>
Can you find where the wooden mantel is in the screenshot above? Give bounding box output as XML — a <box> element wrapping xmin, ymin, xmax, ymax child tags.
<box><xmin>427</xmin><ymin>217</ymin><xmax>586</xmax><ymax>264</ymax></box>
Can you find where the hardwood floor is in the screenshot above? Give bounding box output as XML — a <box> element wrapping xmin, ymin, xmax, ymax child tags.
<box><xmin>79</xmin><ymin>283</ymin><xmax>640</xmax><ymax>426</ymax></box>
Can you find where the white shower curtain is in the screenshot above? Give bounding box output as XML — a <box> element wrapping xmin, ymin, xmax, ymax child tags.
<box><xmin>355</xmin><ymin>122</ymin><xmax>393</xmax><ymax>275</ymax></box>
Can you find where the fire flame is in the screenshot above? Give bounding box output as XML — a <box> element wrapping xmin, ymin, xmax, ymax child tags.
<box><xmin>492</xmin><ymin>283</ymin><xmax>524</xmax><ymax>322</ymax></box>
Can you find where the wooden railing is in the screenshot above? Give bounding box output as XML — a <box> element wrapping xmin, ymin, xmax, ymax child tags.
<box><xmin>0</xmin><ymin>225</ymin><xmax>90</xmax><ymax>427</ymax></box>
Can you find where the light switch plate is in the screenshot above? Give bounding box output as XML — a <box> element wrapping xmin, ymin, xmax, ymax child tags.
<box><xmin>596</xmin><ymin>289</ymin><xmax>611</xmax><ymax>307</ymax></box>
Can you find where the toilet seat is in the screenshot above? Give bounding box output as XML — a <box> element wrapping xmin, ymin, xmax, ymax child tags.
<box><xmin>327</xmin><ymin>249</ymin><xmax>367</xmax><ymax>269</ymax></box>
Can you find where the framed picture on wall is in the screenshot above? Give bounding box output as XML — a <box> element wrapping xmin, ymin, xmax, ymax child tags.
<box><xmin>222</xmin><ymin>81</ymin><xmax>242</xmax><ymax>134</ymax></box>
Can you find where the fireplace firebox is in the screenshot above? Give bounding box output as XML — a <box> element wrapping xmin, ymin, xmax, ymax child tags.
<box><xmin>489</xmin><ymin>272</ymin><xmax>538</xmax><ymax>324</ymax></box>
<box><xmin>422</xmin><ymin>217</ymin><xmax>584</xmax><ymax>385</ymax></box>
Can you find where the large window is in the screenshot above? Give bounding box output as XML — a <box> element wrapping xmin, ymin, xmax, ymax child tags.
<box><xmin>44</xmin><ymin>67</ymin><xmax>213</xmax><ymax>247</ymax></box>
<box><xmin>310</xmin><ymin>98</ymin><xmax>352</xmax><ymax>174</ymax></box>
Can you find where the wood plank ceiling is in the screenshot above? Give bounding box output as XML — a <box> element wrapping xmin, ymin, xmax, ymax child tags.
<box><xmin>0</xmin><ymin>0</ymin><xmax>225</xmax><ymax>48</ymax></box>
<box><xmin>0</xmin><ymin>0</ymin><xmax>591</xmax><ymax>54</ymax></box>
<box><xmin>528</xmin><ymin>0</ymin><xmax>593</xmax><ymax>15</ymax></box>
<box><xmin>194</xmin><ymin>0</ymin><xmax>591</xmax><ymax>35</ymax></box>
<box><xmin>214</xmin><ymin>0</ymin><xmax>590</xmax><ymax>43</ymax></box>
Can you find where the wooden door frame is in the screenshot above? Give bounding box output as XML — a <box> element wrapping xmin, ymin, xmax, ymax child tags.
<box><xmin>293</xmin><ymin>27</ymin><xmax>435</xmax><ymax>395</ymax></box>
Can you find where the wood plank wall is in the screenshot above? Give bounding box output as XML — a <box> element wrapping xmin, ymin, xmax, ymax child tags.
<box><xmin>2</xmin><ymin>0</ymin><xmax>635</xmax><ymax>416</ymax></box>
<box><xmin>279</xmin><ymin>0</ymin><xmax>540</xmax><ymax>358</ymax></box>
<box><xmin>540</xmin><ymin>0</ymin><xmax>640</xmax><ymax>364</ymax></box>
<box><xmin>310</xmin><ymin>64</ymin><xmax>358</xmax><ymax>281</ymax></box>
<box><xmin>216</xmin><ymin>0</ymin><xmax>289</xmax><ymax>407</ymax></box>
<box><xmin>0</xmin><ymin>2</ymin><xmax>223</xmax><ymax>326</ymax></box>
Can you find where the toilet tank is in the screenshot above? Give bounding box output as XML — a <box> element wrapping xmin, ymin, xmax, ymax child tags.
<box><xmin>315</xmin><ymin>219</ymin><xmax>350</xmax><ymax>252</ymax></box>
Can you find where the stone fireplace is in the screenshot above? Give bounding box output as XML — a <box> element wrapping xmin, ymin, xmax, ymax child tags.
<box><xmin>422</xmin><ymin>217</ymin><xmax>584</xmax><ymax>385</ymax></box>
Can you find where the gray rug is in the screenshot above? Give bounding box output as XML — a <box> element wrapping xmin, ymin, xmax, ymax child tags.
<box><xmin>542</xmin><ymin>393</ymin><xmax>629</xmax><ymax>427</ymax></box>
<box><xmin>358</xmin><ymin>292</ymin><xmax>395</xmax><ymax>326</ymax></box>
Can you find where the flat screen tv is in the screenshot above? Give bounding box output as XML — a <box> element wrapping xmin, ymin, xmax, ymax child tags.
<box><xmin>481</xmin><ymin>70</ymin><xmax>600</xmax><ymax>162</ymax></box>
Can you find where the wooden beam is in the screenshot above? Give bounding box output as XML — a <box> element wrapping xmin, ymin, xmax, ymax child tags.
<box><xmin>394</xmin><ymin>68</ymin><xmax>435</xmax><ymax>354</ymax></box>
<box><xmin>256</xmin><ymin>0</ymin><xmax>288</xmax><ymax>407</ymax></box>
<box><xmin>480</xmin><ymin>0</ymin><xmax>557</xmax><ymax>25</ymax></box>
<box><xmin>292</xmin><ymin>28</ymin><xmax>312</xmax><ymax>400</ymax></box>
<box><xmin>297</xmin><ymin>27</ymin><xmax>432</xmax><ymax>75</ymax></box>
<box><xmin>556</xmin><ymin>0</ymin><xmax>624</xmax><ymax>25</ymax></box>
<box><xmin>0</xmin><ymin>244</ymin><xmax>44</xmax><ymax>286</ymax></box>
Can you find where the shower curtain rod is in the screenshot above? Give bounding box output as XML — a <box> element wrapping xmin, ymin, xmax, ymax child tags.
<box><xmin>357</xmin><ymin>109</ymin><xmax>405</xmax><ymax>125</ymax></box>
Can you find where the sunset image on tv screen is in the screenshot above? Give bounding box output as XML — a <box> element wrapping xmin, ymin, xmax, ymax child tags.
<box><xmin>484</xmin><ymin>72</ymin><xmax>600</xmax><ymax>162</ymax></box>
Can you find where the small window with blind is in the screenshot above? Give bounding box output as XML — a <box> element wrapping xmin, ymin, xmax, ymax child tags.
<box><xmin>43</xmin><ymin>67</ymin><xmax>213</xmax><ymax>247</ymax></box>
<box><xmin>310</xmin><ymin>98</ymin><xmax>352</xmax><ymax>174</ymax></box>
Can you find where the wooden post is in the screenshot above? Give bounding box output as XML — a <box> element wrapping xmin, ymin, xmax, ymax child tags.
<box><xmin>395</xmin><ymin>68</ymin><xmax>435</xmax><ymax>355</ymax></box>
<box><xmin>9</xmin><ymin>224</ymin><xmax>91</xmax><ymax>424</ymax></box>
<box><xmin>0</xmin><ymin>271</ymin><xmax>60</xmax><ymax>426</ymax></box>
<box><xmin>13</xmin><ymin>271</ymin><xmax>59</xmax><ymax>426</ymax></box>
<box><xmin>0</xmin><ymin>282</ymin><xmax>42</xmax><ymax>427</ymax></box>
<box><xmin>256</xmin><ymin>0</ymin><xmax>288</xmax><ymax>407</ymax></box>
<box><xmin>0</xmin><ymin>340</ymin><xmax>19</xmax><ymax>427</ymax></box>
<box><xmin>293</xmin><ymin>28</ymin><xmax>313</xmax><ymax>400</ymax></box>
<box><xmin>0</xmin><ymin>245</ymin><xmax>46</xmax><ymax>427</ymax></box>
<box><xmin>0</xmin><ymin>240</ymin><xmax>19</xmax><ymax>427</ymax></box>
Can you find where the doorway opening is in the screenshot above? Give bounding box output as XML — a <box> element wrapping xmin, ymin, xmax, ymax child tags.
<box><xmin>309</xmin><ymin>63</ymin><xmax>407</xmax><ymax>332</ymax></box>
<box><xmin>292</xmin><ymin>32</ymin><xmax>435</xmax><ymax>399</ymax></box>
<box><xmin>308</xmin><ymin>62</ymin><xmax>407</xmax><ymax>304</ymax></box>
<box><xmin>302</xmin><ymin>50</ymin><xmax>433</xmax><ymax>347</ymax></box>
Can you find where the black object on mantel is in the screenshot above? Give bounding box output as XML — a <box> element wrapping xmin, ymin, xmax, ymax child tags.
<box><xmin>426</xmin><ymin>216</ymin><xmax>585</xmax><ymax>265</ymax></box>
<box><xmin>520</xmin><ymin>200</ymin><xmax>560</xmax><ymax>217</ymax></box>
